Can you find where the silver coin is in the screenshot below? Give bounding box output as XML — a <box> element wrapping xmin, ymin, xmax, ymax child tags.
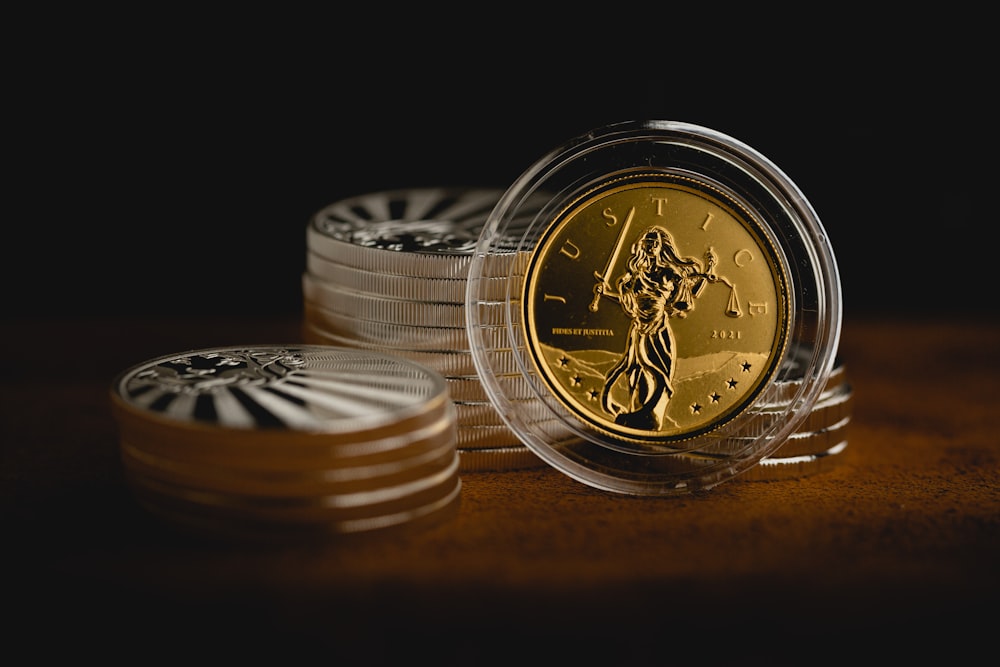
<box><xmin>120</xmin><ymin>405</ymin><xmax>458</xmax><ymax>472</ymax></box>
<box><xmin>119</xmin><ymin>433</ymin><xmax>459</xmax><ymax>497</ymax></box>
<box><xmin>110</xmin><ymin>345</ymin><xmax>453</xmax><ymax>440</ymax></box>
<box><xmin>307</xmin><ymin>187</ymin><xmax>540</xmax><ymax>279</ymax></box>
<box><xmin>739</xmin><ymin>440</ymin><xmax>848</xmax><ymax>481</ymax></box>
<box><xmin>125</xmin><ymin>459</ymin><xmax>462</xmax><ymax>535</ymax></box>
<box><xmin>306</xmin><ymin>251</ymin><xmax>514</xmax><ymax>303</ymax></box>
<box><xmin>303</xmin><ymin>303</ymin><xmax>510</xmax><ymax>350</ymax></box>
<box><xmin>457</xmin><ymin>446</ymin><xmax>546</xmax><ymax>471</ymax></box>
<box><xmin>303</xmin><ymin>273</ymin><xmax>509</xmax><ymax>328</ymax></box>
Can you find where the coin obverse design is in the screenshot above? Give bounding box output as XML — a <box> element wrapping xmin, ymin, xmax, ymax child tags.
<box><xmin>112</xmin><ymin>345</ymin><xmax>449</xmax><ymax>434</ymax></box>
<box><xmin>523</xmin><ymin>171</ymin><xmax>789</xmax><ymax>445</ymax></box>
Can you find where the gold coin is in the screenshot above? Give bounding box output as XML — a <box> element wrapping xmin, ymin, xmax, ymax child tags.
<box><xmin>522</xmin><ymin>170</ymin><xmax>789</xmax><ymax>447</ymax></box>
<box><xmin>467</xmin><ymin>121</ymin><xmax>842</xmax><ymax>494</ymax></box>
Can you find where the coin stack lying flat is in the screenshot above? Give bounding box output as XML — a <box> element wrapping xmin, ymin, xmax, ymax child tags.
<box><xmin>109</xmin><ymin>345</ymin><xmax>461</xmax><ymax>539</ymax></box>
<box><xmin>302</xmin><ymin>188</ymin><xmax>854</xmax><ymax>480</ymax></box>
<box><xmin>740</xmin><ymin>360</ymin><xmax>853</xmax><ymax>481</ymax></box>
<box><xmin>302</xmin><ymin>187</ymin><xmax>550</xmax><ymax>472</ymax></box>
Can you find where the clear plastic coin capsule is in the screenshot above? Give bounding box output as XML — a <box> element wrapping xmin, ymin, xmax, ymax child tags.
<box><xmin>466</xmin><ymin>120</ymin><xmax>842</xmax><ymax>494</ymax></box>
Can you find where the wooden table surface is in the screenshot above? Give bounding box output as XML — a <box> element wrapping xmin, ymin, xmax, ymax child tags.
<box><xmin>3</xmin><ymin>314</ymin><xmax>997</xmax><ymax>664</ymax></box>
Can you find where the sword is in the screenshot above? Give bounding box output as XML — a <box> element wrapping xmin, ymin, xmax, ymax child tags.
<box><xmin>589</xmin><ymin>206</ymin><xmax>635</xmax><ymax>312</ymax></box>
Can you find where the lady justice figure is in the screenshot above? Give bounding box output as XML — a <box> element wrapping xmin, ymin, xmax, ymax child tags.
<box><xmin>595</xmin><ymin>225</ymin><xmax>717</xmax><ymax>430</ymax></box>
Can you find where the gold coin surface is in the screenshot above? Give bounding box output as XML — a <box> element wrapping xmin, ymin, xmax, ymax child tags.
<box><xmin>522</xmin><ymin>170</ymin><xmax>790</xmax><ymax>445</ymax></box>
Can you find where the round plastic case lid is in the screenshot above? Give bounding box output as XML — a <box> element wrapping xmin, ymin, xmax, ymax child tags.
<box><xmin>465</xmin><ymin>120</ymin><xmax>842</xmax><ymax>495</ymax></box>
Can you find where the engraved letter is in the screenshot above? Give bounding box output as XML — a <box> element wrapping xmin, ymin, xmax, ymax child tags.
<box><xmin>601</xmin><ymin>208</ymin><xmax>618</xmax><ymax>227</ymax></box>
<box><xmin>543</xmin><ymin>294</ymin><xmax>567</xmax><ymax>304</ymax></box>
<box><xmin>653</xmin><ymin>197</ymin><xmax>668</xmax><ymax>216</ymax></box>
<box><xmin>560</xmin><ymin>240</ymin><xmax>581</xmax><ymax>260</ymax></box>
<box><xmin>734</xmin><ymin>249</ymin><xmax>754</xmax><ymax>267</ymax></box>
<box><xmin>748</xmin><ymin>302</ymin><xmax>767</xmax><ymax>316</ymax></box>
<box><xmin>701</xmin><ymin>212</ymin><xmax>714</xmax><ymax>230</ymax></box>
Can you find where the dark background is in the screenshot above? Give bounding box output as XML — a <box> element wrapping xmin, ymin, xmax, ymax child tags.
<box><xmin>6</xmin><ymin>18</ymin><xmax>994</xmax><ymax>324</ymax></box>
<box><xmin>3</xmin><ymin>18</ymin><xmax>997</xmax><ymax>665</ymax></box>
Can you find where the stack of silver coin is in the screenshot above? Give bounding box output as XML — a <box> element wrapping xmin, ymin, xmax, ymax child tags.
<box><xmin>109</xmin><ymin>345</ymin><xmax>462</xmax><ymax>539</ymax></box>
<box><xmin>733</xmin><ymin>360</ymin><xmax>853</xmax><ymax>481</ymax></box>
<box><xmin>302</xmin><ymin>188</ymin><xmax>549</xmax><ymax>471</ymax></box>
<box><xmin>301</xmin><ymin>188</ymin><xmax>854</xmax><ymax>479</ymax></box>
